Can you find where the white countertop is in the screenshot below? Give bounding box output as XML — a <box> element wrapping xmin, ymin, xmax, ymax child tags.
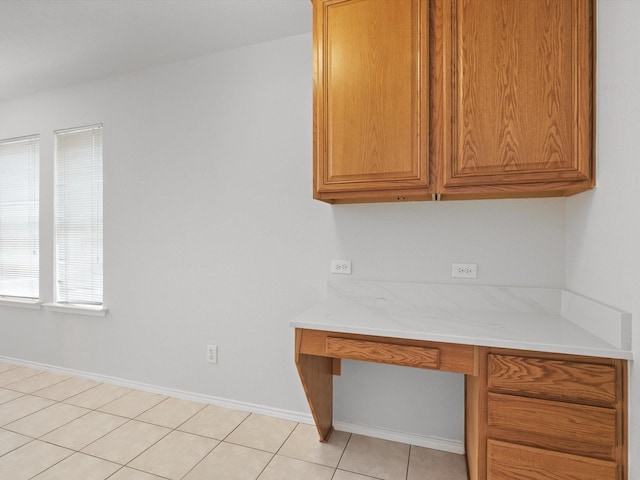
<box><xmin>290</xmin><ymin>279</ymin><xmax>633</xmax><ymax>360</ymax></box>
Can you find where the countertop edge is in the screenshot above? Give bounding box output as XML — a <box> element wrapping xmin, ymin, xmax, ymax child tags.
<box><xmin>289</xmin><ymin>279</ymin><xmax>633</xmax><ymax>361</ymax></box>
<box><xmin>290</xmin><ymin>320</ymin><xmax>633</xmax><ymax>360</ymax></box>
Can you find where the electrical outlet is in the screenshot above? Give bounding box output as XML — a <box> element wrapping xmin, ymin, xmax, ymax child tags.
<box><xmin>452</xmin><ymin>263</ymin><xmax>477</xmax><ymax>279</ymax></box>
<box><xmin>206</xmin><ymin>344</ymin><xmax>218</xmax><ymax>364</ymax></box>
<box><xmin>331</xmin><ymin>260</ymin><xmax>352</xmax><ymax>274</ymax></box>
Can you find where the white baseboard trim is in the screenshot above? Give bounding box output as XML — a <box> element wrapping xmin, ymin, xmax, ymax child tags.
<box><xmin>333</xmin><ymin>420</ymin><xmax>465</xmax><ymax>454</ymax></box>
<box><xmin>0</xmin><ymin>355</ymin><xmax>312</xmax><ymax>424</ymax></box>
<box><xmin>0</xmin><ymin>355</ymin><xmax>465</xmax><ymax>455</ymax></box>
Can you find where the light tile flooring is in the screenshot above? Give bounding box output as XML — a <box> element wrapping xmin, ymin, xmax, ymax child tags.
<box><xmin>0</xmin><ymin>361</ymin><xmax>468</xmax><ymax>480</ymax></box>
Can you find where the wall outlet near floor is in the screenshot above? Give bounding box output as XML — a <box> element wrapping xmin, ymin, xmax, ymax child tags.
<box><xmin>452</xmin><ymin>263</ymin><xmax>478</xmax><ymax>279</ymax></box>
<box><xmin>206</xmin><ymin>344</ymin><xmax>218</xmax><ymax>364</ymax></box>
<box><xmin>331</xmin><ymin>259</ymin><xmax>352</xmax><ymax>274</ymax></box>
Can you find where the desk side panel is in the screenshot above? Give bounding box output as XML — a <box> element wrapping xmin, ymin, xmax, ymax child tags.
<box><xmin>295</xmin><ymin>328</ymin><xmax>334</xmax><ymax>441</ymax></box>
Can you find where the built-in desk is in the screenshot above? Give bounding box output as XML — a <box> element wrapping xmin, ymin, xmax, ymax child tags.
<box><xmin>291</xmin><ymin>280</ymin><xmax>632</xmax><ymax>480</ymax></box>
<box><xmin>295</xmin><ymin>328</ymin><xmax>478</xmax><ymax>441</ymax></box>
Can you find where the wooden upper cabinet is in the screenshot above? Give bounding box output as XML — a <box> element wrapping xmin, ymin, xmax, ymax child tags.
<box><xmin>312</xmin><ymin>0</ymin><xmax>595</xmax><ymax>203</ymax></box>
<box><xmin>437</xmin><ymin>0</ymin><xmax>595</xmax><ymax>198</ymax></box>
<box><xmin>313</xmin><ymin>0</ymin><xmax>431</xmax><ymax>203</ymax></box>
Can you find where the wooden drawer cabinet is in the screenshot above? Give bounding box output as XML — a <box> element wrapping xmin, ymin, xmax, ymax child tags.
<box><xmin>487</xmin><ymin>440</ymin><xmax>618</xmax><ymax>480</ymax></box>
<box><xmin>295</xmin><ymin>332</ymin><xmax>628</xmax><ymax>479</ymax></box>
<box><xmin>467</xmin><ymin>350</ymin><xmax>628</xmax><ymax>480</ymax></box>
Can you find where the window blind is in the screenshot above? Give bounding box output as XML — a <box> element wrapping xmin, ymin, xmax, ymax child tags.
<box><xmin>0</xmin><ymin>135</ymin><xmax>40</xmax><ymax>299</ymax></box>
<box><xmin>55</xmin><ymin>124</ymin><xmax>103</xmax><ymax>305</ymax></box>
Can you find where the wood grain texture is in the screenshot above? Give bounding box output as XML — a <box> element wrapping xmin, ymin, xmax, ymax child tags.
<box><xmin>436</xmin><ymin>0</ymin><xmax>595</xmax><ymax>196</ymax></box>
<box><xmin>617</xmin><ymin>359</ymin><xmax>628</xmax><ymax>479</ymax></box>
<box><xmin>326</xmin><ymin>337</ymin><xmax>440</xmax><ymax>369</ymax></box>
<box><xmin>483</xmin><ymin>348</ymin><xmax>627</xmax><ymax>479</ymax></box>
<box><xmin>457</xmin><ymin>0</ymin><xmax>572</xmax><ymax>175</ymax></box>
<box><xmin>292</xmin><ymin>337</ymin><xmax>627</xmax><ymax>478</ymax></box>
<box><xmin>487</xmin><ymin>392</ymin><xmax>617</xmax><ymax>459</ymax></box>
<box><xmin>487</xmin><ymin>440</ymin><xmax>618</xmax><ymax>480</ymax></box>
<box><xmin>465</xmin><ymin>347</ymin><xmax>488</xmax><ymax>480</ymax></box>
<box><xmin>313</xmin><ymin>0</ymin><xmax>432</xmax><ymax>201</ymax></box>
<box><xmin>295</xmin><ymin>329</ymin><xmax>334</xmax><ymax>441</ymax></box>
<box><xmin>488</xmin><ymin>354</ymin><xmax>617</xmax><ymax>407</ymax></box>
<box><xmin>297</xmin><ymin>328</ymin><xmax>477</xmax><ymax>374</ymax></box>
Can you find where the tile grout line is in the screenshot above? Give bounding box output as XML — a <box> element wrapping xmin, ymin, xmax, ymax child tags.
<box><xmin>96</xmin><ymin>395</ymin><xmax>228</xmax><ymax>479</ymax></box>
<box><xmin>3</xmin><ymin>372</ymin><xmax>71</xmax><ymax>395</ymax></box>
<box><xmin>23</xmin><ymin>438</ymin><xmax>75</xmax><ymax>480</ymax></box>
<box><xmin>405</xmin><ymin>444</ymin><xmax>413</xmax><ymax>480</ymax></box>
<box><xmin>3</xmin><ymin>363</ymin><xmax>464</xmax><ymax>480</ymax></box>
<box><xmin>331</xmin><ymin>431</ymin><xmax>354</xmax><ymax>480</ymax></box>
<box><xmin>257</xmin><ymin>419</ymin><xmax>307</xmax><ymax>479</ymax></box>
<box><xmin>175</xmin><ymin>439</ymin><xmax>223</xmax><ymax>480</ymax></box>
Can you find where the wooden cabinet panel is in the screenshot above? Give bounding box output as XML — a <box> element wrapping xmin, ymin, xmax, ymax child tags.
<box><xmin>296</xmin><ymin>328</ymin><xmax>476</xmax><ymax>374</ymax></box>
<box><xmin>313</xmin><ymin>0</ymin><xmax>595</xmax><ymax>203</ymax></box>
<box><xmin>487</xmin><ymin>440</ymin><xmax>618</xmax><ymax>480</ymax></box>
<box><xmin>487</xmin><ymin>392</ymin><xmax>617</xmax><ymax>459</ymax></box>
<box><xmin>295</xmin><ymin>338</ymin><xmax>627</xmax><ymax>479</ymax></box>
<box><xmin>440</xmin><ymin>0</ymin><xmax>594</xmax><ymax>194</ymax></box>
<box><xmin>488</xmin><ymin>354</ymin><xmax>617</xmax><ymax>407</ymax></box>
<box><xmin>326</xmin><ymin>337</ymin><xmax>440</xmax><ymax>369</ymax></box>
<box><xmin>313</xmin><ymin>0</ymin><xmax>431</xmax><ymax>202</ymax></box>
<box><xmin>295</xmin><ymin>330</ymin><xmax>334</xmax><ymax>442</ymax></box>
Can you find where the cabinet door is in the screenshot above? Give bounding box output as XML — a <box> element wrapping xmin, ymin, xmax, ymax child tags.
<box><xmin>438</xmin><ymin>0</ymin><xmax>594</xmax><ymax>196</ymax></box>
<box><xmin>313</xmin><ymin>0</ymin><xmax>431</xmax><ymax>203</ymax></box>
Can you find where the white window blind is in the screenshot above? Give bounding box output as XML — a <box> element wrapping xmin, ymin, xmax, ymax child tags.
<box><xmin>55</xmin><ymin>124</ymin><xmax>103</xmax><ymax>305</ymax></box>
<box><xmin>0</xmin><ymin>135</ymin><xmax>40</xmax><ymax>299</ymax></box>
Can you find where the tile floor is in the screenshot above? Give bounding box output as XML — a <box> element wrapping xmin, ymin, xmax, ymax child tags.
<box><xmin>0</xmin><ymin>361</ymin><xmax>468</xmax><ymax>480</ymax></box>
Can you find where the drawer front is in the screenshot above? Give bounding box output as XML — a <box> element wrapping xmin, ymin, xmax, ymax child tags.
<box><xmin>296</xmin><ymin>329</ymin><xmax>476</xmax><ymax>374</ymax></box>
<box><xmin>488</xmin><ymin>354</ymin><xmax>617</xmax><ymax>407</ymax></box>
<box><xmin>487</xmin><ymin>439</ymin><xmax>619</xmax><ymax>480</ymax></box>
<box><xmin>487</xmin><ymin>392</ymin><xmax>617</xmax><ymax>459</ymax></box>
<box><xmin>326</xmin><ymin>337</ymin><xmax>440</xmax><ymax>369</ymax></box>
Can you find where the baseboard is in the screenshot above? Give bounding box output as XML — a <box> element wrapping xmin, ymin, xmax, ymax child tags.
<box><xmin>0</xmin><ymin>355</ymin><xmax>465</xmax><ymax>455</ymax></box>
<box><xmin>333</xmin><ymin>420</ymin><xmax>465</xmax><ymax>454</ymax></box>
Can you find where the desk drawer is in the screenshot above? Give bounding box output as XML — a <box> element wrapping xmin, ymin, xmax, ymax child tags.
<box><xmin>487</xmin><ymin>392</ymin><xmax>617</xmax><ymax>459</ymax></box>
<box><xmin>295</xmin><ymin>329</ymin><xmax>476</xmax><ymax>374</ymax></box>
<box><xmin>487</xmin><ymin>439</ymin><xmax>618</xmax><ymax>480</ymax></box>
<box><xmin>488</xmin><ymin>354</ymin><xmax>617</xmax><ymax>407</ymax></box>
<box><xmin>326</xmin><ymin>337</ymin><xmax>440</xmax><ymax>369</ymax></box>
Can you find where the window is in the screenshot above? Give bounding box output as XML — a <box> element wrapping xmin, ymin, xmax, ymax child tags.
<box><xmin>0</xmin><ymin>135</ymin><xmax>39</xmax><ymax>299</ymax></box>
<box><xmin>54</xmin><ymin>124</ymin><xmax>103</xmax><ymax>305</ymax></box>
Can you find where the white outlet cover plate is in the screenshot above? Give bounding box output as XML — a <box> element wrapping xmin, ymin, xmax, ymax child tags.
<box><xmin>452</xmin><ymin>263</ymin><xmax>478</xmax><ymax>279</ymax></box>
<box><xmin>206</xmin><ymin>345</ymin><xmax>218</xmax><ymax>364</ymax></box>
<box><xmin>331</xmin><ymin>260</ymin><xmax>352</xmax><ymax>275</ymax></box>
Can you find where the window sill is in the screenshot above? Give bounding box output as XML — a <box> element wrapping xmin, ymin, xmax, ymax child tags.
<box><xmin>0</xmin><ymin>298</ymin><xmax>42</xmax><ymax>309</ymax></box>
<box><xmin>43</xmin><ymin>302</ymin><xmax>108</xmax><ymax>317</ymax></box>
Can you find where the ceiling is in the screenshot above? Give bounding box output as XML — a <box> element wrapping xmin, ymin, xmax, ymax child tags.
<box><xmin>0</xmin><ymin>0</ymin><xmax>311</xmax><ymax>102</ymax></box>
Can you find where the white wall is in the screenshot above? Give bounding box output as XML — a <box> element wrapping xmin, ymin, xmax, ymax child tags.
<box><xmin>566</xmin><ymin>1</ymin><xmax>640</xmax><ymax>477</ymax></box>
<box><xmin>0</xmin><ymin>33</ymin><xmax>567</xmax><ymax>446</ymax></box>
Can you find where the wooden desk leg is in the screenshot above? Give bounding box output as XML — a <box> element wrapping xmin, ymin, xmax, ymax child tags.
<box><xmin>465</xmin><ymin>347</ymin><xmax>487</xmax><ymax>480</ymax></box>
<box><xmin>295</xmin><ymin>329</ymin><xmax>335</xmax><ymax>441</ymax></box>
<box><xmin>295</xmin><ymin>352</ymin><xmax>334</xmax><ymax>442</ymax></box>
